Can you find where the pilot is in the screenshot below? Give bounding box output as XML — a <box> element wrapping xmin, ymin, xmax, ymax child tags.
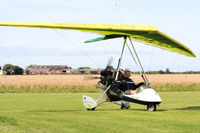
<box><xmin>118</xmin><ymin>69</ymin><xmax>144</xmax><ymax>95</ymax></box>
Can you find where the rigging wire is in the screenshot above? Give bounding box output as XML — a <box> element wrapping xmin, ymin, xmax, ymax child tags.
<box><xmin>104</xmin><ymin>41</ymin><xmax>119</xmax><ymax>56</ymax></box>
<box><xmin>99</xmin><ymin>1</ymin><xmax>123</xmax><ymax>60</ymax></box>
<box><xmin>147</xmin><ymin>46</ymin><xmax>154</xmax><ymax>74</ymax></box>
<box><xmin>169</xmin><ymin>51</ymin><xmax>178</xmax><ymax>72</ymax></box>
<box><xmin>126</xmin><ymin>42</ymin><xmax>141</xmax><ymax>72</ymax></box>
<box><xmin>100</xmin><ymin>42</ymin><xmax>116</xmax><ymax>67</ymax></box>
<box><xmin>54</xmin><ymin>0</ymin><xmax>112</xmax><ymax>23</ymax></box>
<box><xmin>114</xmin><ymin>0</ymin><xmax>122</xmax><ymax>24</ymax></box>
<box><xmin>101</xmin><ymin>39</ymin><xmax>123</xmax><ymax>68</ymax></box>
<box><xmin>54</xmin><ymin>0</ymin><xmax>123</xmax><ymax>68</ymax></box>
<box><xmin>53</xmin><ymin>29</ymin><xmax>102</xmax><ymax>68</ymax></box>
<box><xmin>128</xmin><ymin>37</ymin><xmax>150</xmax><ymax>85</ymax></box>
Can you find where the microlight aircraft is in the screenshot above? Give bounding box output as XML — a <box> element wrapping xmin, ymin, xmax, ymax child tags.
<box><xmin>0</xmin><ymin>23</ymin><xmax>196</xmax><ymax>111</ymax></box>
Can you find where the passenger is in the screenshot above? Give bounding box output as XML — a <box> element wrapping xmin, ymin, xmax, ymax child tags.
<box><xmin>118</xmin><ymin>69</ymin><xmax>144</xmax><ymax>95</ymax></box>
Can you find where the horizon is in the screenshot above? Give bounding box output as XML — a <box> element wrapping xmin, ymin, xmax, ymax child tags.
<box><xmin>1</xmin><ymin>63</ymin><xmax>200</xmax><ymax>73</ymax></box>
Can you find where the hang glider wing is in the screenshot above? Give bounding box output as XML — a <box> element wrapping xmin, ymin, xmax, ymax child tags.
<box><xmin>0</xmin><ymin>22</ymin><xmax>196</xmax><ymax>57</ymax></box>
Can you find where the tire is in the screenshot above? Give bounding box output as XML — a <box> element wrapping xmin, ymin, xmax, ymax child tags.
<box><xmin>147</xmin><ymin>104</ymin><xmax>156</xmax><ymax>111</ymax></box>
<box><xmin>121</xmin><ymin>104</ymin><xmax>130</xmax><ymax>109</ymax></box>
<box><xmin>87</xmin><ymin>108</ymin><xmax>95</xmax><ymax>111</ymax></box>
<box><xmin>121</xmin><ymin>106</ymin><xmax>130</xmax><ymax>109</ymax></box>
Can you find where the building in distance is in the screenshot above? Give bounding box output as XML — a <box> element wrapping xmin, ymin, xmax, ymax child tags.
<box><xmin>26</xmin><ymin>65</ymin><xmax>101</xmax><ymax>75</ymax></box>
<box><xmin>26</xmin><ymin>65</ymin><xmax>72</xmax><ymax>75</ymax></box>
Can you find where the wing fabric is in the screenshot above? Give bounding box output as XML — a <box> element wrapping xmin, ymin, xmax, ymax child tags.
<box><xmin>0</xmin><ymin>22</ymin><xmax>196</xmax><ymax>57</ymax></box>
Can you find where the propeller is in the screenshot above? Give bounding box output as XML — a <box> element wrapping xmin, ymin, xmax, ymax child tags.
<box><xmin>83</xmin><ymin>57</ymin><xmax>114</xmax><ymax>80</ymax></box>
<box><xmin>105</xmin><ymin>57</ymin><xmax>114</xmax><ymax>70</ymax></box>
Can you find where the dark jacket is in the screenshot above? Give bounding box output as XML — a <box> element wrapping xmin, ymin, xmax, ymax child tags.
<box><xmin>118</xmin><ymin>77</ymin><xmax>144</xmax><ymax>92</ymax></box>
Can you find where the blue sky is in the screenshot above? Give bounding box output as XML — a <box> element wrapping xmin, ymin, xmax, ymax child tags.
<box><xmin>0</xmin><ymin>0</ymin><xmax>199</xmax><ymax>71</ymax></box>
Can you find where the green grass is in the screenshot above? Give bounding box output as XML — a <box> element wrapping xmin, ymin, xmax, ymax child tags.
<box><xmin>0</xmin><ymin>85</ymin><xmax>98</xmax><ymax>93</ymax></box>
<box><xmin>0</xmin><ymin>85</ymin><xmax>200</xmax><ymax>93</ymax></box>
<box><xmin>0</xmin><ymin>92</ymin><xmax>200</xmax><ymax>133</ymax></box>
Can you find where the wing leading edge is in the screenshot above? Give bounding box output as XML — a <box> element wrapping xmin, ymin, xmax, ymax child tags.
<box><xmin>0</xmin><ymin>22</ymin><xmax>196</xmax><ymax>57</ymax></box>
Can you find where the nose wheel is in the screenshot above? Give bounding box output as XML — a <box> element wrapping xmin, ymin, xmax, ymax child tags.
<box><xmin>147</xmin><ymin>104</ymin><xmax>157</xmax><ymax>111</ymax></box>
<box><xmin>87</xmin><ymin>108</ymin><xmax>96</xmax><ymax>111</ymax></box>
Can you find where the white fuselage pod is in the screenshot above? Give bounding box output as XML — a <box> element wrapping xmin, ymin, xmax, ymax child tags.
<box><xmin>123</xmin><ymin>88</ymin><xmax>162</xmax><ymax>105</ymax></box>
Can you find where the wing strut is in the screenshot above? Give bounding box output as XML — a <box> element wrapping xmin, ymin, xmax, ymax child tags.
<box><xmin>115</xmin><ymin>36</ymin><xmax>127</xmax><ymax>80</ymax></box>
<box><xmin>114</xmin><ymin>36</ymin><xmax>150</xmax><ymax>86</ymax></box>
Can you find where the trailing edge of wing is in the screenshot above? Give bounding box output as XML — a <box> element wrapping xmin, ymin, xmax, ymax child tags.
<box><xmin>0</xmin><ymin>22</ymin><xmax>196</xmax><ymax>57</ymax></box>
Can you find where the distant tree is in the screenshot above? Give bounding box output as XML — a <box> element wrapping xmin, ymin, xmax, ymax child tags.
<box><xmin>3</xmin><ymin>64</ymin><xmax>14</xmax><ymax>75</ymax></box>
<box><xmin>0</xmin><ymin>66</ymin><xmax>1</xmax><ymax>70</ymax></box>
<box><xmin>3</xmin><ymin>64</ymin><xmax>24</xmax><ymax>75</ymax></box>
<box><xmin>158</xmin><ymin>70</ymin><xmax>165</xmax><ymax>74</ymax></box>
<box><xmin>13</xmin><ymin>65</ymin><xmax>24</xmax><ymax>75</ymax></box>
<box><xmin>78</xmin><ymin>67</ymin><xmax>91</xmax><ymax>69</ymax></box>
<box><xmin>165</xmin><ymin>68</ymin><xmax>171</xmax><ymax>74</ymax></box>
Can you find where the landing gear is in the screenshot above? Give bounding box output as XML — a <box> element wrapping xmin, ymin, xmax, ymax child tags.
<box><xmin>87</xmin><ymin>108</ymin><xmax>96</xmax><ymax>111</ymax></box>
<box><xmin>147</xmin><ymin>104</ymin><xmax>157</xmax><ymax>111</ymax></box>
<box><xmin>121</xmin><ymin>105</ymin><xmax>130</xmax><ymax>109</ymax></box>
<box><xmin>120</xmin><ymin>101</ymin><xmax>131</xmax><ymax>109</ymax></box>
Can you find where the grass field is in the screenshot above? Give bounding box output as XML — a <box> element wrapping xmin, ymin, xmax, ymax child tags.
<box><xmin>0</xmin><ymin>74</ymin><xmax>199</xmax><ymax>132</ymax></box>
<box><xmin>0</xmin><ymin>92</ymin><xmax>200</xmax><ymax>133</ymax></box>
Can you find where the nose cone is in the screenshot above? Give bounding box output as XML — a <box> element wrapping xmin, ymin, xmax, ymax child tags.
<box><xmin>82</xmin><ymin>95</ymin><xmax>97</xmax><ymax>109</ymax></box>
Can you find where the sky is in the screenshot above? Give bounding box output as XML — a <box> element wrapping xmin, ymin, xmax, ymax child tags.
<box><xmin>0</xmin><ymin>0</ymin><xmax>200</xmax><ymax>72</ymax></box>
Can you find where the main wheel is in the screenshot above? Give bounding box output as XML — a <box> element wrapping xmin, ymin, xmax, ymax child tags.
<box><xmin>147</xmin><ymin>104</ymin><xmax>156</xmax><ymax>111</ymax></box>
<box><xmin>121</xmin><ymin>105</ymin><xmax>130</xmax><ymax>109</ymax></box>
<box><xmin>87</xmin><ymin>108</ymin><xmax>95</xmax><ymax>111</ymax></box>
<box><xmin>121</xmin><ymin>103</ymin><xmax>130</xmax><ymax>109</ymax></box>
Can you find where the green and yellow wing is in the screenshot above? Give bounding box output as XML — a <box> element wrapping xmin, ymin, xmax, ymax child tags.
<box><xmin>0</xmin><ymin>22</ymin><xmax>196</xmax><ymax>57</ymax></box>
